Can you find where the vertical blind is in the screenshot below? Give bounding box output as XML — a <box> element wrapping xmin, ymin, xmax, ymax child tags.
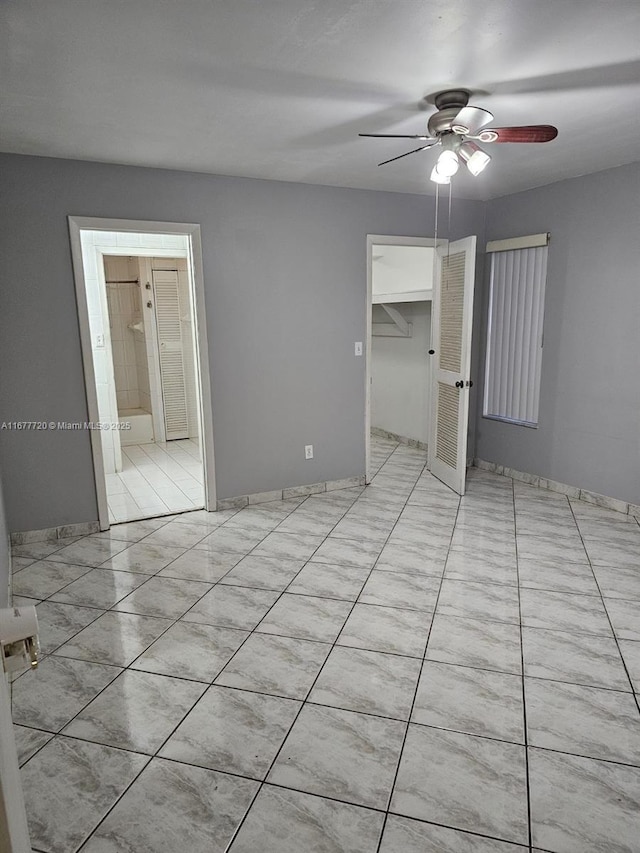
<box><xmin>483</xmin><ymin>243</ymin><xmax>548</xmax><ymax>426</ymax></box>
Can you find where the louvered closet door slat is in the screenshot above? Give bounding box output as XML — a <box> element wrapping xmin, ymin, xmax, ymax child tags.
<box><xmin>438</xmin><ymin>252</ymin><xmax>465</xmax><ymax>373</ymax></box>
<box><xmin>153</xmin><ymin>271</ymin><xmax>189</xmax><ymax>440</ymax></box>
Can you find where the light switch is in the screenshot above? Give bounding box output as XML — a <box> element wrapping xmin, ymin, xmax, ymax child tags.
<box><xmin>354</xmin><ymin>341</ymin><xmax>363</xmax><ymax>356</ymax></box>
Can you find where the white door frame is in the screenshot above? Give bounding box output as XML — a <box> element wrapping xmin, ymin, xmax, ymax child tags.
<box><xmin>365</xmin><ymin>234</ymin><xmax>438</xmax><ymax>482</ymax></box>
<box><xmin>68</xmin><ymin>217</ymin><xmax>216</xmax><ymax>529</ymax></box>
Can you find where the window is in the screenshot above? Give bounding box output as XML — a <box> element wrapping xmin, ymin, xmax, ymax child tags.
<box><xmin>483</xmin><ymin>234</ymin><xmax>549</xmax><ymax>427</ymax></box>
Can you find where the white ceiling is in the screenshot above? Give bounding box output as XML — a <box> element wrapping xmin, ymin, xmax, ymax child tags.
<box><xmin>1</xmin><ymin>0</ymin><xmax>639</xmax><ymax>199</ymax></box>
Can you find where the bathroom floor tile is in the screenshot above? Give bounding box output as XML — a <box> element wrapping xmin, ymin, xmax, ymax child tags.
<box><xmin>215</xmin><ymin>632</ymin><xmax>330</xmax><ymax>698</ymax></box>
<box><xmin>268</xmin><ymin>704</ymin><xmax>405</xmax><ymax>809</ymax></box>
<box><xmin>160</xmin><ymin>685</ymin><xmax>301</xmax><ymax>779</ymax></box>
<box><xmin>81</xmin><ymin>758</ymin><xmax>258</xmax><ymax>853</ymax></box>
<box><xmin>391</xmin><ymin>725</ymin><xmax>528</xmax><ymax>844</ymax></box>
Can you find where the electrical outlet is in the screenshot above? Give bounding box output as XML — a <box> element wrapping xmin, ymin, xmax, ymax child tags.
<box><xmin>354</xmin><ymin>341</ymin><xmax>363</xmax><ymax>356</ymax></box>
<box><xmin>304</xmin><ymin>445</ymin><xmax>314</xmax><ymax>460</ymax></box>
<box><xmin>96</xmin><ymin>334</ymin><xmax>105</xmax><ymax>348</ymax></box>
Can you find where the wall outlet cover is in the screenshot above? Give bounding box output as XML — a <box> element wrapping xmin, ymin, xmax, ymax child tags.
<box><xmin>305</xmin><ymin>445</ymin><xmax>314</xmax><ymax>459</ymax></box>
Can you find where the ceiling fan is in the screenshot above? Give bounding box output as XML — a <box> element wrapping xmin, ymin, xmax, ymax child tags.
<box><xmin>359</xmin><ymin>89</ymin><xmax>558</xmax><ymax>183</ymax></box>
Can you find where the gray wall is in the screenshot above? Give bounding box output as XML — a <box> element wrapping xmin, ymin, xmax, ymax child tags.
<box><xmin>0</xmin><ymin>153</ymin><xmax>485</xmax><ymax>531</ymax></box>
<box><xmin>476</xmin><ymin>162</ymin><xmax>640</xmax><ymax>504</ymax></box>
<box><xmin>0</xmin><ymin>467</ymin><xmax>9</xmax><ymax>608</ymax></box>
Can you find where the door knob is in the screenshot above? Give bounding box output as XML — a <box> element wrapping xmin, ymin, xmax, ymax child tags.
<box><xmin>455</xmin><ymin>380</ymin><xmax>464</xmax><ymax>388</ymax></box>
<box><xmin>466</xmin><ymin>380</ymin><xmax>474</xmax><ymax>387</ymax></box>
<box><xmin>428</xmin><ymin>349</ymin><xmax>435</xmax><ymax>355</ymax></box>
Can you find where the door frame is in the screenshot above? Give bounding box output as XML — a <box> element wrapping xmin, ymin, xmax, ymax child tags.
<box><xmin>365</xmin><ymin>234</ymin><xmax>438</xmax><ymax>482</ymax></box>
<box><xmin>68</xmin><ymin>217</ymin><xmax>216</xmax><ymax>528</ymax></box>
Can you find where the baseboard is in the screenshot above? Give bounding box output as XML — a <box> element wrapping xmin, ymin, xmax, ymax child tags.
<box><xmin>371</xmin><ymin>427</ymin><xmax>428</xmax><ymax>452</ymax></box>
<box><xmin>215</xmin><ymin>476</ymin><xmax>366</xmax><ymax>511</ymax></box>
<box><xmin>474</xmin><ymin>458</ymin><xmax>639</xmax><ymax>518</ymax></box>
<box><xmin>10</xmin><ymin>520</ymin><xmax>100</xmax><ymax>546</ymax></box>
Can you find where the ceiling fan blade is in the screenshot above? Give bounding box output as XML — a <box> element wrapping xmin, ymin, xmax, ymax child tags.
<box><xmin>359</xmin><ymin>133</ymin><xmax>436</xmax><ymax>141</ymax></box>
<box><xmin>451</xmin><ymin>106</ymin><xmax>494</xmax><ymax>135</ymax></box>
<box><xmin>377</xmin><ymin>143</ymin><xmax>438</xmax><ymax>167</ymax></box>
<box><xmin>476</xmin><ymin>125</ymin><xmax>559</xmax><ymax>143</ymax></box>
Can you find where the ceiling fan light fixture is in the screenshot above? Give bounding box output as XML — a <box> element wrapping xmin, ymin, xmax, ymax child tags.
<box><xmin>435</xmin><ymin>149</ymin><xmax>459</xmax><ymax>178</ymax></box>
<box><xmin>459</xmin><ymin>141</ymin><xmax>491</xmax><ymax>176</ymax></box>
<box><xmin>429</xmin><ymin>164</ymin><xmax>450</xmax><ymax>185</ymax></box>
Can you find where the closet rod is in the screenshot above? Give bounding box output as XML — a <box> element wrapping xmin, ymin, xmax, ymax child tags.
<box><xmin>105</xmin><ymin>279</ymin><xmax>139</xmax><ymax>284</ymax></box>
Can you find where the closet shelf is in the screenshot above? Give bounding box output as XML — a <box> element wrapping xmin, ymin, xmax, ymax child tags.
<box><xmin>372</xmin><ymin>289</ymin><xmax>432</xmax><ymax>304</ymax></box>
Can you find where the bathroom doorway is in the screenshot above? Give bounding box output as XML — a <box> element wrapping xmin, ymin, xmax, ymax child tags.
<box><xmin>69</xmin><ymin>218</ymin><xmax>216</xmax><ymax>529</ymax></box>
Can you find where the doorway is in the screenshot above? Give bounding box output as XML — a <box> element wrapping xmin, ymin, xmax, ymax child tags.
<box><xmin>68</xmin><ymin>218</ymin><xmax>216</xmax><ymax>529</ymax></box>
<box><xmin>365</xmin><ymin>235</ymin><xmax>436</xmax><ymax>482</ymax></box>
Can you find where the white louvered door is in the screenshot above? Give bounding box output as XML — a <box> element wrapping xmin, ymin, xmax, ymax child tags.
<box><xmin>152</xmin><ymin>269</ymin><xmax>189</xmax><ymax>440</ymax></box>
<box><xmin>428</xmin><ymin>236</ymin><xmax>477</xmax><ymax>495</ymax></box>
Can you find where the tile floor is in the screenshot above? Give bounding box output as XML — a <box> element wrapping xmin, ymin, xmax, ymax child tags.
<box><xmin>106</xmin><ymin>439</ymin><xmax>204</xmax><ymax>523</ymax></box>
<box><xmin>10</xmin><ymin>434</ymin><xmax>640</xmax><ymax>853</ymax></box>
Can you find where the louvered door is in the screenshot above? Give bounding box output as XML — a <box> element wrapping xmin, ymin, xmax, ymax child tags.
<box><xmin>428</xmin><ymin>236</ymin><xmax>477</xmax><ymax>494</ymax></box>
<box><xmin>152</xmin><ymin>269</ymin><xmax>189</xmax><ymax>440</ymax></box>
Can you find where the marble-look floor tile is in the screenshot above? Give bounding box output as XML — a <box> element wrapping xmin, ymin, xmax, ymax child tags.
<box><xmin>181</xmin><ymin>585</ymin><xmax>280</xmax><ymax>630</ymax></box>
<box><xmin>391</xmin><ymin>725</ymin><xmax>528</xmax><ymax>844</ymax></box>
<box><xmin>412</xmin><ymin>661</ymin><xmax>525</xmax><ymax>743</ymax></box>
<box><xmin>604</xmin><ymin>597</ymin><xmax>640</xmax><ymax>641</ymax></box>
<box><xmin>286</xmin><ymin>561</ymin><xmax>370</xmax><ymax>600</ymax></box>
<box><xmin>11</xmin><ymin>655</ymin><xmax>121</xmax><ymax>731</ymax></box>
<box><xmin>194</xmin><ymin>526</ymin><xmax>267</xmax><ymax>554</ymax></box>
<box><xmin>374</xmin><ymin>540</ymin><xmax>448</xmax><ymax>577</ymax></box>
<box><xmin>160</xmin><ymin>685</ymin><xmax>301</xmax><ymax>779</ymax></box>
<box><xmin>49</xmin><ymin>568</ymin><xmax>150</xmax><ymax>609</ymax></box>
<box><xmin>380</xmin><ymin>815</ymin><xmax>527</xmax><ymax>853</ymax></box>
<box><xmin>520</xmin><ymin>588</ymin><xmax>613</xmax><ymax>637</ymax></box>
<box><xmin>141</xmin><ymin>520</ymin><xmax>210</xmax><ymax>549</ymax></box>
<box><xmin>63</xmin><ymin>669</ymin><xmax>206</xmax><ymax>754</ymax></box>
<box><xmin>268</xmin><ymin>704</ymin><xmax>405</xmax><ymax>809</ymax></box>
<box><xmin>157</xmin><ymin>547</ymin><xmax>242</xmax><ymax>582</ymax></box>
<box><xmin>329</xmin><ymin>517</ymin><xmax>393</xmax><ymax>544</ymax></box>
<box><xmin>132</xmin><ymin>620</ymin><xmax>249</xmax><ymax>682</ymax></box>
<box><xmin>32</xmin><ymin>600</ymin><xmax>104</xmax><ymax>654</ymax></box>
<box><xmin>358</xmin><ymin>570</ymin><xmax>439</xmax><ymax>612</ymax></box>
<box><xmin>228</xmin><ymin>785</ymin><xmax>384</xmax><ymax>853</ymax></box>
<box><xmin>216</xmin><ymin>632</ymin><xmax>330</xmax><ymax>698</ymax></box>
<box><xmin>13</xmin><ymin>725</ymin><xmax>53</xmax><ymax>766</ymax></box>
<box><xmin>619</xmin><ymin>640</ymin><xmax>640</xmax><ymax>692</ymax></box>
<box><xmin>256</xmin><ymin>593</ymin><xmax>352</xmax><ymax>642</ymax></box>
<box><xmin>82</xmin><ymin>757</ymin><xmax>257</xmax><ymax>853</ymax></box>
<box><xmin>529</xmin><ymin>748</ymin><xmax>640</xmax><ymax>853</ymax></box>
<box><xmin>309</xmin><ymin>645</ymin><xmax>421</xmax><ymax>720</ymax></box>
<box><xmin>436</xmin><ymin>579</ymin><xmax>521</xmax><ymax>625</ymax></box>
<box><xmin>276</xmin><ymin>512</ymin><xmax>340</xmax><ymax>537</ymax></box>
<box><xmin>582</xmin><ymin>537</ymin><xmax>640</xmax><ymax>569</ymax></box>
<box><xmin>11</xmin><ymin>540</ymin><xmax>68</xmax><ymax>560</ymax></box>
<box><xmin>515</xmin><ymin>533</ymin><xmax>587</xmax><ymax>565</ymax></box>
<box><xmin>444</xmin><ymin>549</ymin><xmax>518</xmax><ymax>586</ymax></box>
<box><xmin>10</xmin><ymin>555</ymin><xmax>36</xmax><ymax>572</ymax></box>
<box><xmin>450</xmin><ymin>528</ymin><xmax>516</xmax><ymax>555</ymax></box>
<box><xmin>21</xmin><ymin>736</ymin><xmax>148</xmax><ymax>853</ymax></box>
<box><xmin>525</xmin><ymin>678</ymin><xmax>640</xmax><ymax>765</ymax></box>
<box><xmin>112</xmin><ymin>575</ymin><xmax>212</xmax><ymax>619</ymax></box>
<box><xmin>47</xmin><ymin>537</ymin><xmax>129</xmax><ymax>567</ymax></box>
<box><xmin>522</xmin><ymin>627</ymin><xmax>630</xmax><ymax>691</ymax></box>
<box><xmin>426</xmin><ymin>614</ymin><xmax>522</xmax><ymax>675</ymax></box>
<box><xmin>592</xmin><ymin>564</ymin><xmax>640</xmax><ymax>601</ymax></box>
<box><xmin>310</xmin><ymin>537</ymin><xmax>383</xmax><ymax>569</ymax></box>
<box><xmin>219</xmin><ymin>554</ymin><xmax>304</xmax><ymax>591</ymax></box>
<box><xmin>251</xmin><ymin>531</ymin><xmax>325</xmax><ymax>561</ymax></box>
<box><xmin>12</xmin><ymin>559</ymin><xmax>92</xmax><ymax>598</ymax></box>
<box><xmin>101</xmin><ymin>541</ymin><xmax>186</xmax><ymax>574</ymax></box>
<box><xmin>517</xmin><ymin>556</ymin><xmax>599</xmax><ymax>595</ymax></box>
<box><xmin>54</xmin><ymin>611</ymin><xmax>172</xmax><ymax>666</ymax></box>
<box><xmin>337</xmin><ymin>603</ymin><xmax>432</xmax><ymax>658</ymax></box>
<box><xmin>93</xmin><ymin>517</ymin><xmax>170</xmax><ymax>543</ymax></box>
